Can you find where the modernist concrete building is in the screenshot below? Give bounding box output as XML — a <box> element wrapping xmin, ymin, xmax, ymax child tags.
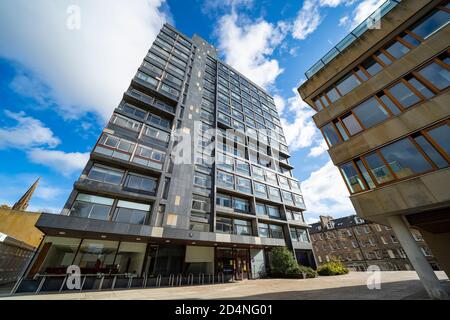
<box><xmin>310</xmin><ymin>215</ymin><xmax>440</xmax><ymax>272</ymax></box>
<box><xmin>18</xmin><ymin>24</ymin><xmax>313</xmax><ymax>293</ymax></box>
<box><xmin>298</xmin><ymin>0</ymin><xmax>449</xmax><ymax>299</ymax></box>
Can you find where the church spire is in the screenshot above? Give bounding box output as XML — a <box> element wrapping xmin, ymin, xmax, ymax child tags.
<box><xmin>12</xmin><ymin>177</ymin><xmax>40</xmax><ymax>211</ymax></box>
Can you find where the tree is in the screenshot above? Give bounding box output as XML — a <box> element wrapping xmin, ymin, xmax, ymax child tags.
<box><xmin>270</xmin><ymin>247</ymin><xmax>298</xmax><ymax>275</ymax></box>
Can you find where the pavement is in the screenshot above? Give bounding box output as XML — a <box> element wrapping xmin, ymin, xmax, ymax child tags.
<box><xmin>2</xmin><ymin>271</ymin><xmax>449</xmax><ymax>300</ymax></box>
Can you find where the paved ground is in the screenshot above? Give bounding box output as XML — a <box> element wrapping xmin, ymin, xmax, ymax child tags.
<box><xmin>2</xmin><ymin>271</ymin><xmax>449</xmax><ymax>300</ymax></box>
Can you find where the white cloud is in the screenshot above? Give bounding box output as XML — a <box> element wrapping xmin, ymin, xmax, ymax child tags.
<box><xmin>202</xmin><ymin>0</ymin><xmax>253</xmax><ymax>13</ymax></box>
<box><xmin>292</xmin><ymin>0</ymin><xmax>322</xmax><ymax>40</ymax></box>
<box><xmin>278</xmin><ymin>94</ymin><xmax>318</xmax><ymax>152</ymax></box>
<box><xmin>27</xmin><ymin>149</ymin><xmax>89</xmax><ymax>177</ymax></box>
<box><xmin>273</xmin><ymin>95</ymin><xmax>286</xmax><ymax>114</ymax></box>
<box><xmin>302</xmin><ymin>160</ymin><xmax>356</xmax><ymax>220</ymax></box>
<box><xmin>0</xmin><ymin>0</ymin><xmax>170</xmax><ymax>121</ymax></box>
<box><xmin>292</xmin><ymin>0</ymin><xmax>359</xmax><ymax>40</ymax></box>
<box><xmin>308</xmin><ymin>139</ymin><xmax>328</xmax><ymax>157</ymax></box>
<box><xmin>216</xmin><ymin>11</ymin><xmax>286</xmax><ymax>89</ymax></box>
<box><xmin>335</xmin><ymin>0</ymin><xmax>385</xmax><ymax>29</ymax></box>
<box><xmin>0</xmin><ymin>110</ymin><xmax>60</xmax><ymax>149</ymax></box>
<box><xmin>339</xmin><ymin>15</ymin><xmax>349</xmax><ymax>27</ymax></box>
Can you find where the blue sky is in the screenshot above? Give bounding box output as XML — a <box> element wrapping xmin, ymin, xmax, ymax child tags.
<box><xmin>0</xmin><ymin>0</ymin><xmax>385</xmax><ymax>221</ymax></box>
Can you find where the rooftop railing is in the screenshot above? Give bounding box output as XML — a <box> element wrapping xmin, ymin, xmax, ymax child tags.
<box><xmin>304</xmin><ymin>0</ymin><xmax>402</xmax><ymax>79</ymax></box>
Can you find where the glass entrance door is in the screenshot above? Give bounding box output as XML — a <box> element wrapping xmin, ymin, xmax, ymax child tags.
<box><xmin>234</xmin><ymin>249</ymin><xmax>250</xmax><ymax>280</ymax></box>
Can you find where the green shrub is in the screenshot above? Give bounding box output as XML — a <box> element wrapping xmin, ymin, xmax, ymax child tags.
<box><xmin>317</xmin><ymin>259</ymin><xmax>349</xmax><ymax>276</ymax></box>
<box><xmin>269</xmin><ymin>247</ymin><xmax>318</xmax><ymax>278</ymax></box>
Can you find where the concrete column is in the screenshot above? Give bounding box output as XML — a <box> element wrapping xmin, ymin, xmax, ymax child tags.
<box><xmin>387</xmin><ymin>215</ymin><xmax>448</xmax><ymax>300</ymax></box>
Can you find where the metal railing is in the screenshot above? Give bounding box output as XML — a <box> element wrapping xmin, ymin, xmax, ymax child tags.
<box><xmin>305</xmin><ymin>0</ymin><xmax>401</xmax><ymax>79</ymax></box>
<box><xmin>9</xmin><ymin>271</ymin><xmax>241</xmax><ymax>296</ymax></box>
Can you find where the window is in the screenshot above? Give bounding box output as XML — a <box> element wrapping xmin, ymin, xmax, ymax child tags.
<box><xmin>387</xmin><ymin>81</ymin><xmax>420</xmax><ymax>108</ymax></box>
<box><xmin>342</xmin><ymin>113</ymin><xmax>363</xmax><ymax>136</ymax></box>
<box><xmin>379</xmin><ymin>138</ymin><xmax>432</xmax><ymax>179</ymax></box>
<box><xmin>407</xmin><ymin>77</ymin><xmax>435</xmax><ymax>99</ymax></box>
<box><xmin>216</xmin><ymin>217</ymin><xmax>233</xmax><ymax>234</ymax></box>
<box><xmin>114</xmin><ymin>201</ymin><xmax>151</xmax><ymax>225</ymax></box>
<box><xmin>118</xmin><ymin>103</ymin><xmax>146</xmax><ymax>119</ymax></box>
<box><xmin>264</xmin><ymin>170</ymin><xmax>278</xmax><ymax>184</ymax></box>
<box><xmin>125</xmin><ymin>174</ymin><xmax>158</xmax><ymax>194</ymax></box>
<box><xmin>385</xmin><ymin>41</ymin><xmax>410</xmax><ymax>60</ymax></box>
<box><xmin>234</xmin><ymin>219</ymin><xmax>252</xmax><ymax>236</ymax></box>
<box><xmin>282</xmin><ymin>191</ymin><xmax>294</xmax><ymax>205</ymax></box>
<box><xmin>364</xmin><ymin>152</ymin><xmax>394</xmax><ymax>184</ymax></box>
<box><xmin>361</xmin><ymin>57</ymin><xmax>382</xmax><ymax>76</ymax></box>
<box><xmin>267</xmin><ymin>206</ymin><xmax>280</xmax><ymax>219</ymax></box>
<box><xmin>417</xmin><ymin>61</ymin><xmax>450</xmax><ymax>90</ymax></box>
<box><xmin>336</xmin><ymin>73</ymin><xmax>361</xmax><ymax>96</ymax></box>
<box><xmin>413</xmin><ymin>135</ymin><xmax>448</xmax><ymax>168</ymax></box>
<box><xmin>111</xmin><ymin>114</ymin><xmax>142</xmax><ymax>131</ymax></box>
<box><xmin>236</xmin><ymin>176</ymin><xmax>252</xmax><ymax>193</ymax></box>
<box><xmin>427</xmin><ymin>123</ymin><xmax>450</xmax><ymax>157</ymax></box>
<box><xmin>254</xmin><ymin>182</ymin><xmax>268</xmax><ymax>198</ymax></box>
<box><xmin>291</xmin><ymin>228</ymin><xmax>310</xmax><ymax>242</ymax></box>
<box><xmin>293</xmin><ymin>194</ymin><xmax>304</xmax><ymax>208</ymax></box>
<box><xmin>70</xmin><ymin>194</ymin><xmax>113</xmax><ymax>221</ymax></box>
<box><xmin>137</xmin><ymin>71</ymin><xmax>158</xmax><ymax>87</ymax></box>
<box><xmin>217</xmin><ymin>152</ymin><xmax>234</xmax><ymax>171</ymax></box>
<box><xmin>340</xmin><ymin>162</ymin><xmax>366</xmax><ymax>193</ymax></box>
<box><xmin>353</xmin><ymin>97</ymin><xmax>389</xmax><ymax>129</ymax></box>
<box><xmin>95</xmin><ymin>134</ymin><xmax>136</xmax><ymax>161</ymax></box>
<box><xmin>269</xmin><ymin>224</ymin><xmax>284</xmax><ymax>239</ymax></box>
<box><xmin>193</xmin><ymin>172</ymin><xmax>212</xmax><ymax>188</ymax></box>
<box><xmin>356</xmin><ymin>159</ymin><xmax>376</xmax><ymax>189</ymax></box>
<box><xmin>255</xmin><ymin>203</ymin><xmax>266</xmax><ymax>216</ymax></box>
<box><xmin>410</xmin><ymin>9</ymin><xmax>450</xmax><ymax>40</ymax></box>
<box><xmin>132</xmin><ymin>145</ymin><xmax>165</xmax><ymax>169</ymax></box>
<box><xmin>258</xmin><ymin>223</ymin><xmax>269</xmax><ymax>238</ymax></box>
<box><xmin>192</xmin><ymin>195</ymin><xmax>210</xmax><ymax>212</ymax></box>
<box><xmin>322</xmin><ymin>122</ymin><xmax>341</xmax><ymax>146</ymax></box>
<box><xmin>235</xmin><ymin>160</ymin><xmax>250</xmax><ymax>176</ymax></box>
<box><xmin>233</xmin><ymin>198</ymin><xmax>250</xmax><ymax>212</ymax></box>
<box><xmin>268</xmin><ymin>186</ymin><xmax>281</xmax><ymax>201</ymax></box>
<box><xmin>326</xmin><ymin>87</ymin><xmax>340</xmax><ymax>103</ymax></box>
<box><xmin>143</xmin><ymin>126</ymin><xmax>170</xmax><ymax>143</ymax></box>
<box><xmin>378</xmin><ymin>93</ymin><xmax>401</xmax><ymax>115</ymax></box>
<box><xmin>278</xmin><ymin>176</ymin><xmax>290</xmax><ymax>190</ymax></box>
<box><xmin>216</xmin><ymin>193</ymin><xmax>232</xmax><ymax>207</ymax></box>
<box><xmin>148</xmin><ymin>113</ymin><xmax>171</xmax><ymax>129</ymax></box>
<box><xmin>87</xmin><ymin>165</ymin><xmax>123</xmax><ymax>185</ymax></box>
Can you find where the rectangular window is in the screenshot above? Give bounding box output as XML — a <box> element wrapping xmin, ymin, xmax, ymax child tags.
<box><xmin>234</xmin><ymin>219</ymin><xmax>252</xmax><ymax>236</ymax></box>
<box><xmin>342</xmin><ymin>113</ymin><xmax>363</xmax><ymax>136</ymax></box>
<box><xmin>282</xmin><ymin>191</ymin><xmax>294</xmax><ymax>205</ymax></box>
<box><xmin>254</xmin><ymin>182</ymin><xmax>268</xmax><ymax>198</ymax></box>
<box><xmin>364</xmin><ymin>152</ymin><xmax>394</xmax><ymax>184</ymax></box>
<box><xmin>258</xmin><ymin>223</ymin><xmax>269</xmax><ymax>238</ymax></box>
<box><xmin>380</xmin><ymin>138</ymin><xmax>432</xmax><ymax>179</ymax></box>
<box><xmin>414</xmin><ymin>135</ymin><xmax>448</xmax><ymax>168</ymax></box>
<box><xmin>417</xmin><ymin>61</ymin><xmax>450</xmax><ymax>91</ymax></box>
<box><xmin>268</xmin><ymin>186</ymin><xmax>281</xmax><ymax>201</ymax></box>
<box><xmin>336</xmin><ymin>73</ymin><xmax>361</xmax><ymax>96</ymax></box>
<box><xmin>353</xmin><ymin>97</ymin><xmax>389</xmax><ymax>129</ymax></box>
<box><xmin>426</xmin><ymin>123</ymin><xmax>450</xmax><ymax>158</ymax></box>
<box><xmin>267</xmin><ymin>206</ymin><xmax>280</xmax><ymax>219</ymax></box>
<box><xmin>235</xmin><ymin>160</ymin><xmax>250</xmax><ymax>176</ymax></box>
<box><xmin>361</xmin><ymin>57</ymin><xmax>382</xmax><ymax>76</ymax></box>
<box><xmin>387</xmin><ymin>81</ymin><xmax>420</xmax><ymax>108</ymax></box>
<box><xmin>385</xmin><ymin>41</ymin><xmax>410</xmax><ymax>60</ymax></box>
<box><xmin>233</xmin><ymin>198</ymin><xmax>250</xmax><ymax>213</ymax></box>
<box><xmin>217</xmin><ymin>171</ymin><xmax>234</xmax><ymax>189</ymax></box>
<box><xmin>111</xmin><ymin>114</ymin><xmax>142</xmax><ymax>131</ymax></box>
<box><xmin>340</xmin><ymin>162</ymin><xmax>366</xmax><ymax>193</ymax></box>
<box><xmin>322</xmin><ymin>122</ymin><xmax>341</xmax><ymax>146</ymax></box>
<box><xmin>124</xmin><ymin>174</ymin><xmax>158</xmax><ymax>194</ymax></box>
<box><xmin>216</xmin><ymin>193</ymin><xmax>232</xmax><ymax>207</ymax></box>
<box><xmin>269</xmin><ymin>224</ymin><xmax>284</xmax><ymax>239</ymax></box>
<box><xmin>236</xmin><ymin>176</ymin><xmax>252</xmax><ymax>193</ymax></box>
<box><xmin>87</xmin><ymin>165</ymin><xmax>124</xmax><ymax>185</ymax></box>
<box><xmin>70</xmin><ymin>194</ymin><xmax>114</xmax><ymax>221</ymax></box>
<box><xmin>410</xmin><ymin>9</ymin><xmax>450</xmax><ymax>40</ymax></box>
<box><xmin>255</xmin><ymin>203</ymin><xmax>266</xmax><ymax>216</ymax></box>
<box><xmin>114</xmin><ymin>201</ymin><xmax>151</xmax><ymax>225</ymax></box>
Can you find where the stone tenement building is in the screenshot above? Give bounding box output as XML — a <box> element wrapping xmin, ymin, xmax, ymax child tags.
<box><xmin>298</xmin><ymin>0</ymin><xmax>449</xmax><ymax>299</ymax></box>
<box><xmin>310</xmin><ymin>215</ymin><xmax>439</xmax><ymax>272</ymax></box>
